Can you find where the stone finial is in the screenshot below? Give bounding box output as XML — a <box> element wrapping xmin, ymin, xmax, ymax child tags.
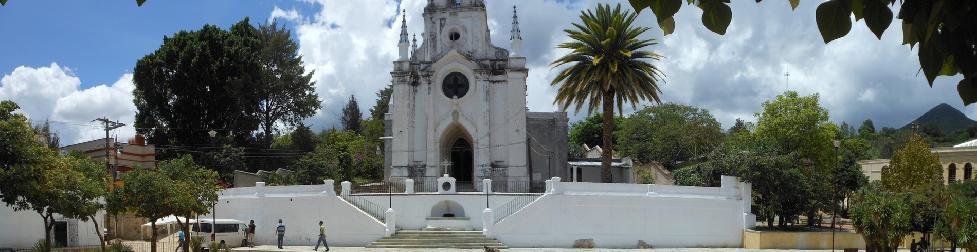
<box><xmin>510</xmin><ymin>5</ymin><xmax>522</xmax><ymax>41</ymax></box>
<box><xmin>399</xmin><ymin>10</ymin><xmax>409</xmax><ymax>43</ymax></box>
<box><xmin>510</xmin><ymin>5</ymin><xmax>523</xmax><ymax>56</ymax></box>
<box><xmin>398</xmin><ymin>10</ymin><xmax>410</xmax><ymax>60</ymax></box>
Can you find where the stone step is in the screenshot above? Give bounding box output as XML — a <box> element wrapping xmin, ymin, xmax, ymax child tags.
<box><xmin>366</xmin><ymin>230</ymin><xmax>507</xmax><ymax>249</ymax></box>
<box><xmin>372</xmin><ymin>239</ymin><xmax>501</xmax><ymax>244</ymax></box>
<box><xmin>387</xmin><ymin>234</ymin><xmax>489</xmax><ymax>238</ymax></box>
<box><xmin>395</xmin><ymin>230</ymin><xmax>482</xmax><ymax>234</ymax></box>
<box><xmin>366</xmin><ymin>244</ymin><xmax>508</xmax><ymax>249</ymax></box>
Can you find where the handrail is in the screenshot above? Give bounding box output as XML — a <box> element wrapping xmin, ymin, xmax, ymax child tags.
<box><xmin>339</xmin><ymin>194</ymin><xmax>387</xmax><ymax>222</ymax></box>
<box><xmin>493</xmin><ymin>193</ymin><xmax>543</xmax><ymax>223</ymax></box>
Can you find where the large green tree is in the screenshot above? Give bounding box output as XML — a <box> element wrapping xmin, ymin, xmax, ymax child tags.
<box><xmin>551</xmin><ymin>4</ymin><xmax>666</xmax><ymax>183</ymax></box>
<box><xmin>617</xmin><ymin>103</ymin><xmax>723</xmax><ymax>170</ymax></box>
<box><xmin>256</xmin><ymin>21</ymin><xmax>320</xmax><ymax>148</ymax></box>
<box><xmin>134</xmin><ymin>19</ymin><xmax>263</xmax><ymax>150</ymax></box>
<box><xmin>754</xmin><ymin>91</ymin><xmax>835</xmax><ymax>226</ymax></box>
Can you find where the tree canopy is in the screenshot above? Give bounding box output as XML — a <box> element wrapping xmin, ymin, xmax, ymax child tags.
<box><xmin>617</xmin><ymin>103</ymin><xmax>723</xmax><ymax>170</ymax></box>
<box><xmin>881</xmin><ymin>134</ymin><xmax>943</xmax><ymax>193</ymax></box>
<box><xmin>342</xmin><ymin>95</ymin><xmax>362</xmax><ymax>134</ymax></box>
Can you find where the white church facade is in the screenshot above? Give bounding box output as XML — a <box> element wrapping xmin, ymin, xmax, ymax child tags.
<box><xmin>384</xmin><ymin>0</ymin><xmax>568</xmax><ymax>192</ymax></box>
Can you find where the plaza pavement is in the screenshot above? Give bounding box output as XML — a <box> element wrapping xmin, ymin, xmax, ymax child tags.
<box><xmin>230</xmin><ymin>245</ymin><xmax>884</xmax><ymax>251</ymax></box>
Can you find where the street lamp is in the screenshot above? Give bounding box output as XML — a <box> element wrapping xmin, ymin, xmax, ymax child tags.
<box><xmin>832</xmin><ymin>139</ymin><xmax>841</xmax><ymax>252</ymax></box>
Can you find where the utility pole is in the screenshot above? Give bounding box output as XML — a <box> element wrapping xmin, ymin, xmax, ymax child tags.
<box><xmin>94</xmin><ymin>117</ymin><xmax>125</xmax><ymax>180</ymax></box>
<box><xmin>93</xmin><ymin>117</ymin><xmax>124</xmax><ymax>240</ymax></box>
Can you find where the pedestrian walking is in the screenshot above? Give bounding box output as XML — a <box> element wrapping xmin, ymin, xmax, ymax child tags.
<box><xmin>247</xmin><ymin>220</ymin><xmax>256</xmax><ymax>248</ymax></box>
<box><xmin>275</xmin><ymin>219</ymin><xmax>286</xmax><ymax>249</ymax></box>
<box><xmin>314</xmin><ymin>221</ymin><xmax>329</xmax><ymax>251</ymax></box>
<box><xmin>174</xmin><ymin>229</ymin><xmax>186</xmax><ymax>252</ymax></box>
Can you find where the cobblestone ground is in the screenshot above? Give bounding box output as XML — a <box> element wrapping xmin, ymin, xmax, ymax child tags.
<box><xmin>230</xmin><ymin>245</ymin><xmax>883</xmax><ymax>252</ymax></box>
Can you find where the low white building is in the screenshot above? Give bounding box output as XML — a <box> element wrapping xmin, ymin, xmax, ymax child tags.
<box><xmin>0</xmin><ymin>203</ymin><xmax>105</xmax><ymax>249</ymax></box>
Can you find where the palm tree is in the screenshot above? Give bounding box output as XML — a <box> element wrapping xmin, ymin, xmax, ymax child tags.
<box><xmin>551</xmin><ymin>3</ymin><xmax>665</xmax><ymax>183</ymax></box>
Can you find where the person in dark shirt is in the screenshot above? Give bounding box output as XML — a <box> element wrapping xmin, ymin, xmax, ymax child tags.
<box><xmin>247</xmin><ymin>220</ymin><xmax>256</xmax><ymax>248</ymax></box>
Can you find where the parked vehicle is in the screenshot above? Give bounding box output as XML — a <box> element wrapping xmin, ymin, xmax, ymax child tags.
<box><xmin>191</xmin><ymin>219</ymin><xmax>248</xmax><ymax>247</ymax></box>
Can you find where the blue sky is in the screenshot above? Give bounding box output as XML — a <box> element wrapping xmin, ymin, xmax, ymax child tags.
<box><xmin>0</xmin><ymin>0</ymin><xmax>973</xmax><ymax>145</ymax></box>
<box><xmin>0</xmin><ymin>0</ymin><xmax>319</xmax><ymax>87</ymax></box>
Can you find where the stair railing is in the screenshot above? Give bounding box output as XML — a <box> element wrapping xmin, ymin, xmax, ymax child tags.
<box><xmin>493</xmin><ymin>193</ymin><xmax>543</xmax><ymax>223</ymax></box>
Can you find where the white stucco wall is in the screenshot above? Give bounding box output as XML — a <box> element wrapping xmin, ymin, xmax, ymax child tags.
<box><xmin>493</xmin><ymin>176</ymin><xmax>752</xmax><ymax>248</ymax></box>
<box><xmin>204</xmin><ymin>184</ymin><xmax>385</xmax><ymax>247</ymax></box>
<box><xmin>0</xmin><ymin>204</ymin><xmax>105</xmax><ymax>249</ymax></box>
<box><xmin>208</xmin><ymin>177</ymin><xmax>752</xmax><ymax>248</ymax></box>
<box><xmin>356</xmin><ymin>193</ymin><xmax>529</xmax><ymax>230</ymax></box>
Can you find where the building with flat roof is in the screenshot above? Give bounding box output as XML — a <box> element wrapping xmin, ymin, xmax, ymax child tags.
<box><xmin>858</xmin><ymin>139</ymin><xmax>977</xmax><ymax>184</ymax></box>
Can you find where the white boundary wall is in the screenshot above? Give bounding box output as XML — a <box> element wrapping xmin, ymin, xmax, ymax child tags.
<box><xmin>204</xmin><ymin>182</ymin><xmax>385</xmax><ymax>247</ymax></box>
<box><xmin>356</xmin><ymin>194</ymin><xmax>527</xmax><ymax>230</ymax></box>
<box><xmin>0</xmin><ymin>204</ymin><xmax>105</xmax><ymax>249</ymax></box>
<box><xmin>209</xmin><ymin>176</ymin><xmax>753</xmax><ymax>248</ymax></box>
<box><xmin>494</xmin><ymin>176</ymin><xmax>754</xmax><ymax>248</ymax></box>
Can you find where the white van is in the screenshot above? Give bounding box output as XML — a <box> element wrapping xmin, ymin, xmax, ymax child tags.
<box><xmin>191</xmin><ymin>219</ymin><xmax>248</xmax><ymax>247</ymax></box>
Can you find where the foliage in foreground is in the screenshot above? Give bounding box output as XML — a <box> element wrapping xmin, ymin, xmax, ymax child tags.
<box><xmin>627</xmin><ymin>0</ymin><xmax>977</xmax><ymax>105</ymax></box>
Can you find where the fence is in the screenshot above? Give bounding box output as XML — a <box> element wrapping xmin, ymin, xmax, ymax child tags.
<box><xmin>339</xmin><ymin>194</ymin><xmax>388</xmax><ymax>222</ymax></box>
<box><xmin>385</xmin><ymin>176</ymin><xmax>544</xmax><ymax>193</ymax></box>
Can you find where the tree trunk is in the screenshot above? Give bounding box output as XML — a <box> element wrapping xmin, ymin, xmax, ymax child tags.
<box><xmin>40</xmin><ymin>211</ymin><xmax>54</xmax><ymax>249</ymax></box>
<box><xmin>150</xmin><ymin>221</ymin><xmax>158</xmax><ymax>252</ymax></box>
<box><xmin>600</xmin><ymin>90</ymin><xmax>614</xmax><ymax>183</ymax></box>
<box><xmin>91</xmin><ymin>214</ymin><xmax>106</xmax><ymax>252</ymax></box>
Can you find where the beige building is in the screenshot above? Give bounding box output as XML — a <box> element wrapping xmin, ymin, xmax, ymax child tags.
<box><xmin>858</xmin><ymin>139</ymin><xmax>977</xmax><ymax>184</ymax></box>
<box><xmin>59</xmin><ymin>135</ymin><xmax>156</xmax><ymax>240</ymax></box>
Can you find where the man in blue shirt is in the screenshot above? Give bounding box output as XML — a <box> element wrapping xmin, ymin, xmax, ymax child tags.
<box><xmin>275</xmin><ymin>219</ymin><xmax>286</xmax><ymax>249</ymax></box>
<box><xmin>175</xmin><ymin>230</ymin><xmax>186</xmax><ymax>252</ymax></box>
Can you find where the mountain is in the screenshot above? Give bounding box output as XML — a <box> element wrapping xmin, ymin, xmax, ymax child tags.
<box><xmin>901</xmin><ymin>103</ymin><xmax>977</xmax><ymax>133</ymax></box>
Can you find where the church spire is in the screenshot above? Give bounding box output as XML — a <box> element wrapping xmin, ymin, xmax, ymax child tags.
<box><xmin>398</xmin><ymin>9</ymin><xmax>410</xmax><ymax>60</ymax></box>
<box><xmin>510</xmin><ymin>5</ymin><xmax>523</xmax><ymax>56</ymax></box>
<box><xmin>411</xmin><ymin>34</ymin><xmax>418</xmax><ymax>58</ymax></box>
<box><xmin>510</xmin><ymin>5</ymin><xmax>522</xmax><ymax>40</ymax></box>
<box><xmin>399</xmin><ymin>10</ymin><xmax>409</xmax><ymax>43</ymax></box>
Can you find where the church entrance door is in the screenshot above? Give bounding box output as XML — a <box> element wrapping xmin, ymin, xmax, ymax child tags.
<box><xmin>449</xmin><ymin>138</ymin><xmax>474</xmax><ymax>189</ymax></box>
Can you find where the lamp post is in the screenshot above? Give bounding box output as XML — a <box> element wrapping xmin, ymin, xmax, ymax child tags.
<box><xmin>208</xmin><ymin>130</ymin><xmax>217</xmax><ymax>242</ymax></box>
<box><xmin>832</xmin><ymin>139</ymin><xmax>841</xmax><ymax>252</ymax></box>
<box><xmin>379</xmin><ymin>136</ymin><xmax>393</xmax><ymax>208</ymax></box>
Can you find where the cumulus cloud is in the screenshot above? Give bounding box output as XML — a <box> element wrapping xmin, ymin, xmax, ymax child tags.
<box><xmin>273</xmin><ymin>0</ymin><xmax>972</xmax><ymax>131</ymax></box>
<box><xmin>0</xmin><ymin>63</ymin><xmax>136</xmax><ymax>146</ymax></box>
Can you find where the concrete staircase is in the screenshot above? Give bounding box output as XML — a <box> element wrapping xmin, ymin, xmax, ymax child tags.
<box><xmin>366</xmin><ymin>230</ymin><xmax>508</xmax><ymax>249</ymax></box>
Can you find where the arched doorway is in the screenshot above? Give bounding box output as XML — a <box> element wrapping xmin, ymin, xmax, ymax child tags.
<box><xmin>449</xmin><ymin>138</ymin><xmax>474</xmax><ymax>185</ymax></box>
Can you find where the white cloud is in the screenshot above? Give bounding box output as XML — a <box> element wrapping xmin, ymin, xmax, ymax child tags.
<box><xmin>270</xmin><ymin>6</ymin><xmax>303</xmax><ymax>23</ymax></box>
<box><xmin>0</xmin><ymin>63</ymin><xmax>136</xmax><ymax>146</ymax></box>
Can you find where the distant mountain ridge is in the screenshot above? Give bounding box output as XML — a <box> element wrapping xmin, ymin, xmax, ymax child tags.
<box><xmin>901</xmin><ymin>103</ymin><xmax>977</xmax><ymax>133</ymax></box>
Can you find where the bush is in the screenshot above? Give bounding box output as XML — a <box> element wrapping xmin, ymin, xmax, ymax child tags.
<box><xmin>673</xmin><ymin>166</ymin><xmax>703</xmax><ymax>186</ymax></box>
<box><xmin>636</xmin><ymin>167</ymin><xmax>655</xmax><ymax>184</ymax></box>
<box><xmin>29</xmin><ymin>240</ymin><xmax>49</xmax><ymax>252</ymax></box>
<box><xmin>107</xmin><ymin>241</ymin><xmax>133</xmax><ymax>252</ymax></box>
